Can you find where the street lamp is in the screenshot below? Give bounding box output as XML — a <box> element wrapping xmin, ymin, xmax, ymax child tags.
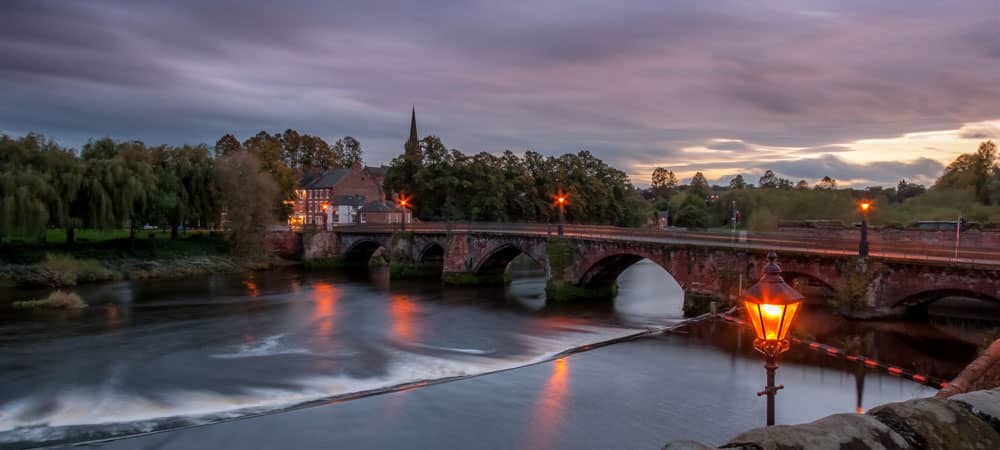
<box><xmin>742</xmin><ymin>251</ymin><xmax>804</xmax><ymax>426</ymax></box>
<box><xmin>556</xmin><ymin>194</ymin><xmax>567</xmax><ymax>236</ymax></box>
<box><xmin>399</xmin><ymin>197</ymin><xmax>409</xmax><ymax>231</ymax></box>
<box><xmin>858</xmin><ymin>200</ymin><xmax>872</xmax><ymax>257</ymax></box>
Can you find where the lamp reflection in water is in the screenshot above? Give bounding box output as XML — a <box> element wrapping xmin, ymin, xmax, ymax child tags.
<box><xmin>389</xmin><ymin>294</ymin><xmax>420</xmax><ymax>342</ymax></box>
<box><xmin>742</xmin><ymin>251</ymin><xmax>804</xmax><ymax>426</ymax></box>
<box><xmin>523</xmin><ymin>357</ymin><xmax>570</xmax><ymax>450</ymax></box>
<box><xmin>242</xmin><ymin>273</ymin><xmax>260</xmax><ymax>297</ymax></box>
<box><xmin>312</xmin><ymin>282</ymin><xmax>339</xmax><ymax>338</ymax></box>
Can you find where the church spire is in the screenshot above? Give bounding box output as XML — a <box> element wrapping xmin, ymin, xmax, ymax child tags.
<box><xmin>408</xmin><ymin>106</ymin><xmax>418</xmax><ymax>144</ymax></box>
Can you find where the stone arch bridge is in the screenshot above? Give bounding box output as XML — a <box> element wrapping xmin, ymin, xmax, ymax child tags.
<box><xmin>290</xmin><ymin>224</ymin><xmax>1000</xmax><ymax>318</ymax></box>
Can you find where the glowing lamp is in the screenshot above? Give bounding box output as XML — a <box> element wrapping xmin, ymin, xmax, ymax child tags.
<box><xmin>741</xmin><ymin>251</ymin><xmax>804</xmax><ymax>426</ymax></box>
<box><xmin>859</xmin><ymin>201</ymin><xmax>872</xmax><ymax>213</ymax></box>
<box><xmin>400</xmin><ymin>199</ymin><xmax>408</xmax><ymax>207</ymax></box>
<box><xmin>742</xmin><ymin>252</ymin><xmax>803</xmax><ymax>350</ymax></box>
<box><xmin>557</xmin><ymin>196</ymin><xmax>566</xmax><ymax>204</ymax></box>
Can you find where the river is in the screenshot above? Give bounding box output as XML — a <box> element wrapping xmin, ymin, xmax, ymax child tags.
<box><xmin>0</xmin><ymin>259</ymin><xmax>991</xmax><ymax>449</ymax></box>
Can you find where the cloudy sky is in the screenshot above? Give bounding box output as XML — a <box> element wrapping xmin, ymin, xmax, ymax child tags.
<box><xmin>2</xmin><ymin>0</ymin><xmax>998</xmax><ymax>187</ymax></box>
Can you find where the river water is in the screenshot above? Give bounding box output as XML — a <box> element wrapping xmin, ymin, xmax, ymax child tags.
<box><xmin>0</xmin><ymin>259</ymin><xmax>990</xmax><ymax>449</ymax></box>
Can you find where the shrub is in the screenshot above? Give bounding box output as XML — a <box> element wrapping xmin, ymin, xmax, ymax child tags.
<box><xmin>33</xmin><ymin>253</ymin><xmax>117</xmax><ymax>286</ymax></box>
<box><xmin>748</xmin><ymin>206</ymin><xmax>778</xmax><ymax>232</ymax></box>
<box><xmin>12</xmin><ymin>290</ymin><xmax>87</xmax><ymax>309</ymax></box>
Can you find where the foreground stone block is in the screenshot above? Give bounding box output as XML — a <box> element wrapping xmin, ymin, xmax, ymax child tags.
<box><xmin>949</xmin><ymin>388</ymin><xmax>1000</xmax><ymax>432</ymax></box>
<box><xmin>722</xmin><ymin>413</ymin><xmax>908</xmax><ymax>450</ymax></box>
<box><xmin>868</xmin><ymin>397</ymin><xmax>1000</xmax><ymax>449</ymax></box>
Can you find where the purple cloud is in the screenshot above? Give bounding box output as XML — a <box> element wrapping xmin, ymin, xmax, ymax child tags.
<box><xmin>0</xmin><ymin>0</ymin><xmax>996</xmax><ymax>187</ymax></box>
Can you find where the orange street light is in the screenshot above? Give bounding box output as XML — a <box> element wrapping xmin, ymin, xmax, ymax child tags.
<box><xmin>742</xmin><ymin>251</ymin><xmax>804</xmax><ymax>426</ymax></box>
<box><xmin>555</xmin><ymin>193</ymin><xmax>567</xmax><ymax>236</ymax></box>
<box><xmin>858</xmin><ymin>200</ymin><xmax>872</xmax><ymax>257</ymax></box>
<box><xmin>398</xmin><ymin>195</ymin><xmax>410</xmax><ymax>231</ymax></box>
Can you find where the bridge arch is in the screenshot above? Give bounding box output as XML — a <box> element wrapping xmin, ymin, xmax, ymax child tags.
<box><xmin>779</xmin><ymin>271</ymin><xmax>838</xmax><ymax>300</ymax></box>
<box><xmin>343</xmin><ymin>239</ymin><xmax>386</xmax><ymax>265</ymax></box>
<box><xmin>474</xmin><ymin>243</ymin><xmax>541</xmax><ymax>276</ymax></box>
<box><xmin>892</xmin><ymin>288</ymin><xmax>1000</xmax><ymax>310</ymax></box>
<box><xmin>579</xmin><ymin>253</ymin><xmax>680</xmax><ymax>287</ymax></box>
<box><xmin>418</xmin><ymin>242</ymin><xmax>445</xmax><ymax>265</ymax></box>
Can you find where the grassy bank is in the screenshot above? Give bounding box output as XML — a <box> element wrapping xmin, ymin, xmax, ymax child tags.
<box><xmin>0</xmin><ymin>234</ymin><xmax>283</xmax><ymax>287</ymax></box>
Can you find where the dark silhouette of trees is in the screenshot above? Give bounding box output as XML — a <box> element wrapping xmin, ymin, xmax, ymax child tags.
<box><xmin>729</xmin><ymin>174</ymin><xmax>747</xmax><ymax>190</ymax></box>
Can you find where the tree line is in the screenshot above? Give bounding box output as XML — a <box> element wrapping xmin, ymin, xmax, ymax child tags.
<box><xmin>383</xmin><ymin>136</ymin><xmax>648</xmax><ymax>226</ymax></box>
<box><xmin>643</xmin><ymin>141</ymin><xmax>1000</xmax><ymax>230</ymax></box>
<box><xmin>0</xmin><ymin>130</ymin><xmax>366</xmax><ymax>252</ymax></box>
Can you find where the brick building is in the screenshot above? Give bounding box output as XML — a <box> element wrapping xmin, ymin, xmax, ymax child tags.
<box><xmin>359</xmin><ymin>200</ymin><xmax>412</xmax><ymax>225</ymax></box>
<box><xmin>291</xmin><ymin>164</ymin><xmax>387</xmax><ymax>228</ymax></box>
<box><xmin>290</xmin><ymin>108</ymin><xmax>420</xmax><ymax>229</ymax></box>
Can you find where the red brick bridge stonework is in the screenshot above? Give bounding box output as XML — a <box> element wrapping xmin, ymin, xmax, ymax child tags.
<box><xmin>295</xmin><ymin>229</ymin><xmax>1000</xmax><ymax>318</ymax></box>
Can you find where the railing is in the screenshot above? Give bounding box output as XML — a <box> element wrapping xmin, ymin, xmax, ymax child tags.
<box><xmin>322</xmin><ymin>222</ymin><xmax>1000</xmax><ymax>267</ymax></box>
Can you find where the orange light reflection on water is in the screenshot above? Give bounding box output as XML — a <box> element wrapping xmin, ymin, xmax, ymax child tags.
<box><xmin>523</xmin><ymin>357</ymin><xmax>570</xmax><ymax>450</ymax></box>
<box><xmin>389</xmin><ymin>295</ymin><xmax>420</xmax><ymax>342</ymax></box>
<box><xmin>242</xmin><ymin>274</ymin><xmax>259</xmax><ymax>297</ymax></box>
<box><xmin>312</xmin><ymin>282</ymin><xmax>339</xmax><ymax>337</ymax></box>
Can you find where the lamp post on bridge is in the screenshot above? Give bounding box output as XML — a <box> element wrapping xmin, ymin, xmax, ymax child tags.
<box><xmin>858</xmin><ymin>200</ymin><xmax>872</xmax><ymax>257</ymax></box>
<box><xmin>399</xmin><ymin>196</ymin><xmax>410</xmax><ymax>232</ymax></box>
<box><xmin>556</xmin><ymin>194</ymin><xmax>567</xmax><ymax>237</ymax></box>
<box><xmin>742</xmin><ymin>251</ymin><xmax>804</xmax><ymax>426</ymax></box>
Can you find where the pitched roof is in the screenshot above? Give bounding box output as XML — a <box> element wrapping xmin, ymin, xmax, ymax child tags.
<box><xmin>363</xmin><ymin>166</ymin><xmax>387</xmax><ymax>177</ymax></box>
<box><xmin>360</xmin><ymin>200</ymin><xmax>401</xmax><ymax>212</ymax></box>
<box><xmin>300</xmin><ymin>168</ymin><xmax>352</xmax><ymax>188</ymax></box>
<box><xmin>332</xmin><ymin>195</ymin><xmax>366</xmax><ymax>206</ymax></box>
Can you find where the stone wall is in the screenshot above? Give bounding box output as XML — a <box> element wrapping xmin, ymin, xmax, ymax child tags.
<box><xmin>664</xmin><ymin>388</ymin><xmax>1000</xmax><ymax>449</ymax></box>
<box><xmin>263</xmin><ymin>231</ymin><xmax>301</xmax><ymax>258</ymax></box>
<box><xmin>302</xmin><ymin>232</ymin><xmax>338</xmax><ymax>260</ymax></box>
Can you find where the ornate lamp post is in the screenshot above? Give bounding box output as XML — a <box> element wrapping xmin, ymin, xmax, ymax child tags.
<box><xmin>858</xmin><ymin>200</ymin><xmax>872</xmax><ymax>257</ymax></box>
<box><xmin>742</xmin><ymin>251</ymin><xmax>804</xmax><ymax>426</ymax></box>
<box><xmin>556</xmin><ymin>194</ymin><xmax>566</xmax><ymax>236</ymax></box>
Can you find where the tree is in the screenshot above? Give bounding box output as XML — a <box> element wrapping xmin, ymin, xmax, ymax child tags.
<box><xmin>341</xmin><ymin>136</ymin><xmax>363</xmax><ymax>167</ymax></box>
<box><xmin>674</xmin><ymin>194</ymin><xmax>709</xmax><ymax>228</ymax></box>
<box><xmin>815</xmin><ymin>176</ymin><xmax>837</xmax><ymax>190</ymax></box>
<box><xmin>280</xmin><ymin>129</ymin><xmax>302</xmax><ymax>168</ymax></box>
<box><xmin>651</xmin><ymin>168</ymin><xmax>679</xmax><ymax>196</ymax></box>
<box><xmin>936</xmin><ymin>140</ymin><xmax>997</xmax><ymax>205</ymax></box>
<box><xmin>243</xmin><ymin>131</ymin><xmax>297</xmax><ymax>219</ymax></box>
<box><xmin>795</xmin><ymin>179</ymin><xmax>809</xmax><ymax>190</ymax></box>
<box><xmin>689</xmin><ymin>172</ymin><xmax>711</xmax><ymax>198</ymax></box>
<box><xmin>728</xmin><ymin>174</ymin><xmax>747</xmax><ymax>190</ymax></box>
<box><xmin>758</xmin><ymin>170</ymin><xmax>778</xmax><ymax>189</ymax></box>
<box><xmin>895</xmin><ymin>179</ymin><xmax>927</xmax><ymax>202</ymax></box>
<box><xmin>302</xmin><ymin>134</ymin><xmax>336</xmax><ymax>169</ymax></box>
<box><xmin>215</xmin><ymin>152</ymin><xmax>279</xmax><ymax>255</ymax></box>
<box><xmin>214</xmin><ymin>134</ymin><xmax>241</xmax><ymax>156</ymax></box>
<box><xmin>0</xmin><ymin>134</ymin><xmax>58</xmax><ymax>240</ymax></box>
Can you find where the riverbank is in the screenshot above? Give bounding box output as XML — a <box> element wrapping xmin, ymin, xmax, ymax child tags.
<box><xmin>0</xmin><ymin>235</ymin><xmax>293</xmax><ymax>288</ymax></box>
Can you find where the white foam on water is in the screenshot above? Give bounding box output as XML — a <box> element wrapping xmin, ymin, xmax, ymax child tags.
<box><xmin>209</xmin><ymin>333</ymin><xmax>314</xmax><ymax>359</ymax></box>
<box><xmin>0</xmin><ymin>323</ymin><xmax>639</xmax><ymax>444</ymax></box>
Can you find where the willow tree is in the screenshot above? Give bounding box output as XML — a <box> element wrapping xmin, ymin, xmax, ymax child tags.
<box><xmin>215</xmin><ymin>151</ymin><xmax>279</xmax><ymax>255</ymax></box>
<box><xmin>0</xmin><ymin>134</ymin><xmax>60</xmax><ymax>241</ymax></box>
